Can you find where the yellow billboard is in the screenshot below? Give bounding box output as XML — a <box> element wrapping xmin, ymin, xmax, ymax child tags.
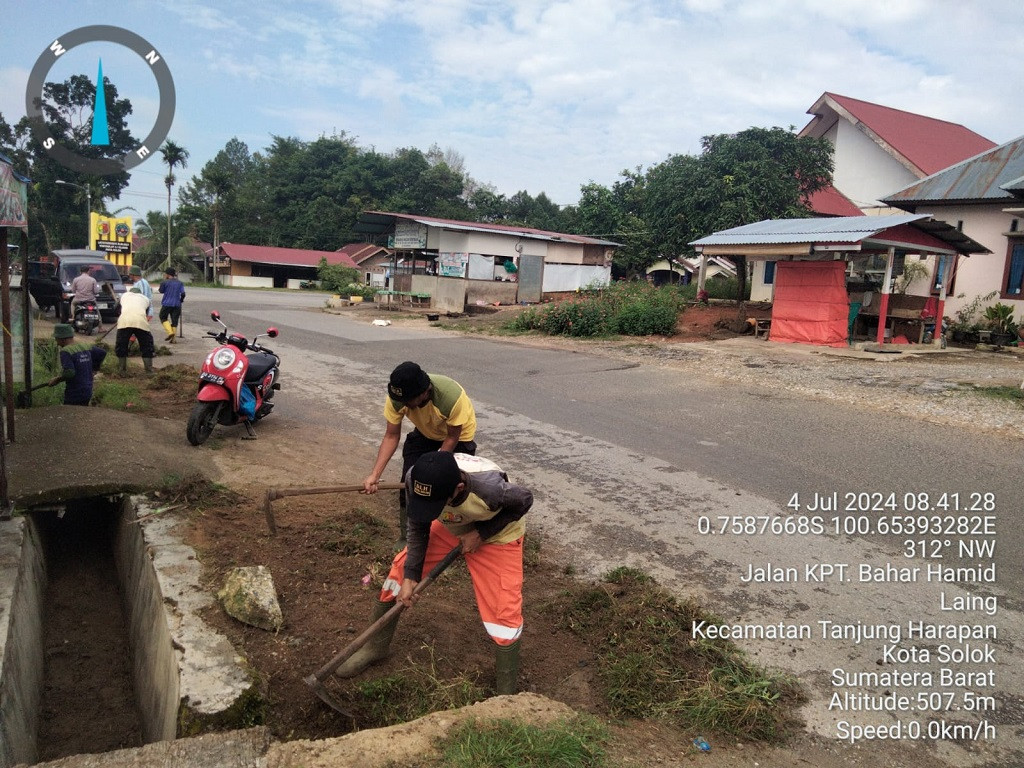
<box><xmin>90</xmin><ymin>213</ymin><xmax>133</xmax><ymax>267</ymax></box>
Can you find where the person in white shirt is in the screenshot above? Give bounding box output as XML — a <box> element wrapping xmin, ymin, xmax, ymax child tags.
<box><xmin>115</xmin><ymin>286</ymin><xmax>154</xmax><ymax>373</ymax></box>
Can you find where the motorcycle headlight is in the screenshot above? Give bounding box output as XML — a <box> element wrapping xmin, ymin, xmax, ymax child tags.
<box><xmin>212</xmin><ymin>348</ymin><xmax>237</xmax><ymax>370</ymax></box>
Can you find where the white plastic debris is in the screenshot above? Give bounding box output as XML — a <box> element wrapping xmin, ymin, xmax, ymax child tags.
<box><xmin>372</xmin><ymin>319</ymin><xmax>392</xmax><ymax>327</ymax></box>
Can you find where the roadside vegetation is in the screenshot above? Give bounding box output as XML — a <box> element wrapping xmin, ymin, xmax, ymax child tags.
<box><xmin>506</xmin><ymin>283</ymin><xmax>685</xmax><ymax>337</ymax></box>
<box><xmin>501</xmin><ymin>279</ymin><xmax>748</xmax><ymax>338</ymax></box>
<box><xmin>972</xmin><ymin>384</ymin><xmax>1024</xmax><ymax>405</ymax></box>
<box><xmin>331</xmin><ymin>562</ymin><xmax>800</xmax><ymax>753</ymax></box>
<box><xmin>426</xmin><ymin>716</ymin><xmax>608</xmax><ymax>768</ymax></box>
<box><xmin>554</xmin><ymin>567</ymin><xmax>800</xmax><ymax>740</ymax></box>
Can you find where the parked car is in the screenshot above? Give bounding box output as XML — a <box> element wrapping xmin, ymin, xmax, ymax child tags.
<box><xmin>26</xmin><ymin>250</ymin><xmax>126</xmax><ymax>323</ymax></box>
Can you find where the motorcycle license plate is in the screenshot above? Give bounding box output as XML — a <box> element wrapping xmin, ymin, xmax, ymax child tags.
<box><xmin>199</xmin><ymin>371</ymin><xmax>225</xmax><ymax>385</ymax></box>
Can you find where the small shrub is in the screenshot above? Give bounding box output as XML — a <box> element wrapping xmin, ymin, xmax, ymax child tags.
<box><xmin>616</xmin><ymin>302</ymin><xmax>678</xmax><ymax>335</ymax></box>
<box><xmin>316</xmin><ymin>257</ymin><xmax>360</xmax><ymax>293</ymax></box>
<box><xmin>502</xmin><ymin>283</ymin><xmax>684</xmax><ymax>337</ymax></box>
<box><xmin>679</xmin><ymin>278</ymin><xmax>748</xmax><ymax>302</ymax></box>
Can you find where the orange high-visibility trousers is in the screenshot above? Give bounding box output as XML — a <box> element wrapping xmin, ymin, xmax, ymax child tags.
<box><xmin>380</xmin><ymin>519</ymin><xmax>523</xmax><ymax>646</ymax></box>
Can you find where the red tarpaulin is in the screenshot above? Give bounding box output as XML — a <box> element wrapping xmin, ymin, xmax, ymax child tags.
<box><xmin>770</xmin><ymin>261</ymin><xmax>849</xmax><ymax>347</ymax></box>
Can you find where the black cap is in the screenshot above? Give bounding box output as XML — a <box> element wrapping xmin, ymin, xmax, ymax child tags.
<box><xmin>388</xmin><ymin>361</ymin><xmax>430</xmax><ymax>403</ymax></box>
<box><xmin>406</xmin><ymin>452</ymin><xmax>461</xmax><ymax>523</ymax></box>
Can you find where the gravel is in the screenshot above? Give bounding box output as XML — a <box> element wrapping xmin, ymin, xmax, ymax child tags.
<box><xmin>589</xmin><ymin>339</ymin><xmax>1024</xmax><ymax>440</ymax></box>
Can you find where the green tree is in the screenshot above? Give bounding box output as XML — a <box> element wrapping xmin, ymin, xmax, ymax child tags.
<box><xmin>645</xmin><ymin>127</ymin><xmax>833</xmax><ymax>298</ymax></box>
<box><xmin>573</xmin><ymin>170</ymin><xmax>651</xmax><ymax>277</ymax></box>
<box><xmin>1</xmin><ymin>73</ymin><xmax>138</xmax><ymax>253</ymax></box>
<box><xmin>133</xmin><ymin>209</ymin><xmax>197</xmax><ymax>275</ymax></box>
<box><xmin>159</xmin><ymin>139</ymin><xmax>189</xmax><ymax>267</ymax></box>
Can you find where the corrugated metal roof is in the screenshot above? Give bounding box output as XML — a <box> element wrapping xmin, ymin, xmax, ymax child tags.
<box><xmin>884</xmin><ymin>135</ymin><xmax>1024</xmax><ymax>204</ymax></box>
<box><xmin>1001</xmin><ymin>174</ymin><xmax>1024</xmax><ymax>195</ymax></box>
<box><xmin>354</xmin><ymin>211</ymin><xmax>620</xmax><ymax>247</ymax></box>
<box><xmin>691</xmin><ymin>215</ymin><xmax>927</xmax><ymax>245</ymax></box>
<box><xmin>690</xmin><ymin>215</ymin><xmax>989</xmax><ymax>254</ymax></box>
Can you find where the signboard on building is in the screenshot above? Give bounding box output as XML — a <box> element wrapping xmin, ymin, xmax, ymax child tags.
<box><xmin>0</xmin><ymin>156</ymin><xmax>28</xmax><ymax>230</ymax></box>
<box><xmin>90</xmin><ymin>213</ymin><xmax>133</xmax><ymax>266</ymax></box>
<box><xmin>394</xmin><ymin>220</ymin><xmax>427</xmax><ymax>249</ymax></box>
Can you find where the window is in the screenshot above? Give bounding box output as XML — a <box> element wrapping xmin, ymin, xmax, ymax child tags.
<box><xmin>1004</xmin><ymin>241</ymin><xmax>1024</xmax><ymax>297</ymax></box>
<box><xmin>763</xmin><ymin>261</ymin><xmax>776</xmax><ymax>285</ymax></box>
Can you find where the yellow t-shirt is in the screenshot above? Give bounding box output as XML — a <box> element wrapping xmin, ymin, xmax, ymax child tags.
<box><xmin>384</xmin><ymin>373</ymin><xmax>476</xmax><ymax>441</ymax></box>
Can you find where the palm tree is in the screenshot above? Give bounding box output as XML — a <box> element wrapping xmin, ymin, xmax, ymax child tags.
<box><xmin>159</xmin><ymin>140</ymin><xmax>189</xmax><ymax>269</ymax></box>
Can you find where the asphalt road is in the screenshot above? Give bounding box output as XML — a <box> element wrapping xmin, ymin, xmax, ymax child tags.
<box><xmin>179</xmin><ymin>287</ymin><xmax>1024</xmax><ymax>765</ymax></box>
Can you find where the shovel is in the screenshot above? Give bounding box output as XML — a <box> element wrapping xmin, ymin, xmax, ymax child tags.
<box><xmin>304</xmin><ymin>542</ymin><xmax>463</xmax><ymax>715</ymax></box>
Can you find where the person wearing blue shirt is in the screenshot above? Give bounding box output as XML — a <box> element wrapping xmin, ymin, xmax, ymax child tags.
<box><xmin>128</xmin><ymin>265</ymin><xmax>153</xmax><ymax>318</ymax></box>
<box><xmin>158</xmin><ymin>267</ymin><xmax>186</xmax><ymax>343</ymax></box>
<box><xmin>48</xmin><ymin>323</ymin><xmax>106</xmax><ymax>405</ymax></box>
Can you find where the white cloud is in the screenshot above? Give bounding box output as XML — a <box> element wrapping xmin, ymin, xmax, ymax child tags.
<box><xmin>0</xmin><ymin>68</ymin><xmax>29</xmax><ymax>125</ymax></box>
<box><xmin>7</xmin><ymin>0</ymin><xmax>1024</xmax><ymax>207</ymax></box>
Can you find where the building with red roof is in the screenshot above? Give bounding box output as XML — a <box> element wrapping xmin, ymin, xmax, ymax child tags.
<box><xmin>748</xmin><ymin>92</ymin><xmax>996</xmax><ymax>302</ymax></box>
<box><xmin>800</xmin><ymin>92</ymin><xmax>996</xmax><ymax>212</ymax></box>
<box><xmin>213</xmin><ymin>242</ymin><xmax>359</xmax><ymax>288</ymax></box>
<box><xmin>335</xmin><ymin>243</ymin><xmax>393</xmax><ymax>287</ymax></box>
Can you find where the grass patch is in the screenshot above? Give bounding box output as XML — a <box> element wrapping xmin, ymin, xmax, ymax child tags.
<box><xmin>972</xmin><ymin>385</ymin><xmax>1024</xmax><ymax>404</ymax></box>
<box><xmin>352</xmin><ymin>649</ymin><xmax>485</xmax><ymax>727</ymax></box>
<box><xmin>552</xmin><ymin>566</ymin><xmax>801</xmax><ymax>742</ymax></box>
<box><xmin>431</xmin><ymin>715</ymin><xmax>608</xmax><ymax>768</ymax></box>
<box><xmin>94</xmin><ymin>379</ymin><xmax>144</xmax><ymax>411</ymax></box>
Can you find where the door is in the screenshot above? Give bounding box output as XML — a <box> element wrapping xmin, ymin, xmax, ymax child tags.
<box><xmin>517</xmin><ymin>253</ymin><xmax>543</xmax><ymax>303</ymax></box>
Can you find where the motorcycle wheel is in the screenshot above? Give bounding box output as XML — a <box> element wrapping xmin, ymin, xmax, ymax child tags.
<box><xmin>187</xmin><ymin>401</ymin><xmax>222</xmax><ymax>446</ymax></box>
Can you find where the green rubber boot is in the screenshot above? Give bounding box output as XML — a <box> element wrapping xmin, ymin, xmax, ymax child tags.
<box><xmin>333</xmin><ymin>600</ymin><xmax>399</xmax><ymax>678</ymax></box>
<box><xmin>118</xmin><ymin>357</ymin><xmax>128</xmax><ymax>372</ymax></box>
<box><xmin>143</xmin><ymin>357</ymin><xmax>153</xmax><ymax>373</ymax></box>
<box><xmin>495</xmin><ymin>640</ymin><xmax>520</xmax><ymax>695</ymax></box>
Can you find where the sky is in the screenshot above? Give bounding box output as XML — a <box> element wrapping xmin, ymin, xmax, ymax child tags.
<box><xmin>2</xmin><ymin>0</ymin><xmax>1023</xmax><ymax>216</ymax></box>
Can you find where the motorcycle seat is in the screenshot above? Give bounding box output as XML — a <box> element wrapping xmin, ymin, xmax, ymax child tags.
<box><xmin>245</xmin><ymin>352</ymin><xmax>278</xmax><ymax>382</ymax></box>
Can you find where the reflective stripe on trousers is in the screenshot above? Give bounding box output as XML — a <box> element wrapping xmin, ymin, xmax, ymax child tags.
<box><xmin>381</xmin><ymin>519</ymin><xmax>523</xmax><ymax>646</ymax></box>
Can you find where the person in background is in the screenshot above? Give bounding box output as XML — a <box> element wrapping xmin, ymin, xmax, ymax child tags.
<box><xmin>362</xmin><ymin>361</ymin><xmax>478</xmax><ymax>546</ymax></box>
<box><xmin>69</xmin><ymin>264</ymin><xmax>104</xmax><ymax>332</ymax></box>
<box><xmin>115</xmin><ymin>286</ymin><xmax>155</xmax><ymax>374</ymax></box>
<box><xmin>127</xmin><ymin>265</ymin><xmax>152</xmax><ymax>318</ymax></box>
<box><xmin>158</xmin><ymin>267</ymin><xmax>185</xmax><ymax>343</ymax></box>
<box><xmin>48</xmin><ymin>323</ymin><xmax>107</xmax><ymax>406</ymax></box>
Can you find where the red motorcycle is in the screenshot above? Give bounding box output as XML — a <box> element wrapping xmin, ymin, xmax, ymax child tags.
<box><xmin>187</xmin><ymin>311</ymin><xmax>281</xmax><ymax>445</ymax></box>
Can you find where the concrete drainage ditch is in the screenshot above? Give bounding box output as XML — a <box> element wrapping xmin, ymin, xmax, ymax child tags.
<box><xmin>0</xmin><ymin>495</ymin><xmax>258</xmax><ymax>767</ymax></box>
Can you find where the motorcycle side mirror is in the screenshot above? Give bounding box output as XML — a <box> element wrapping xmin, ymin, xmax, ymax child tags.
<box><xmin>266</xmin><ymin>327</ymin><xmax>279</xmax><ymax>338</ymax></box>
<box><xmin>211</xmin><ymin>311</ymin><xmax>220</xmax><ymax>321</ymax></box>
